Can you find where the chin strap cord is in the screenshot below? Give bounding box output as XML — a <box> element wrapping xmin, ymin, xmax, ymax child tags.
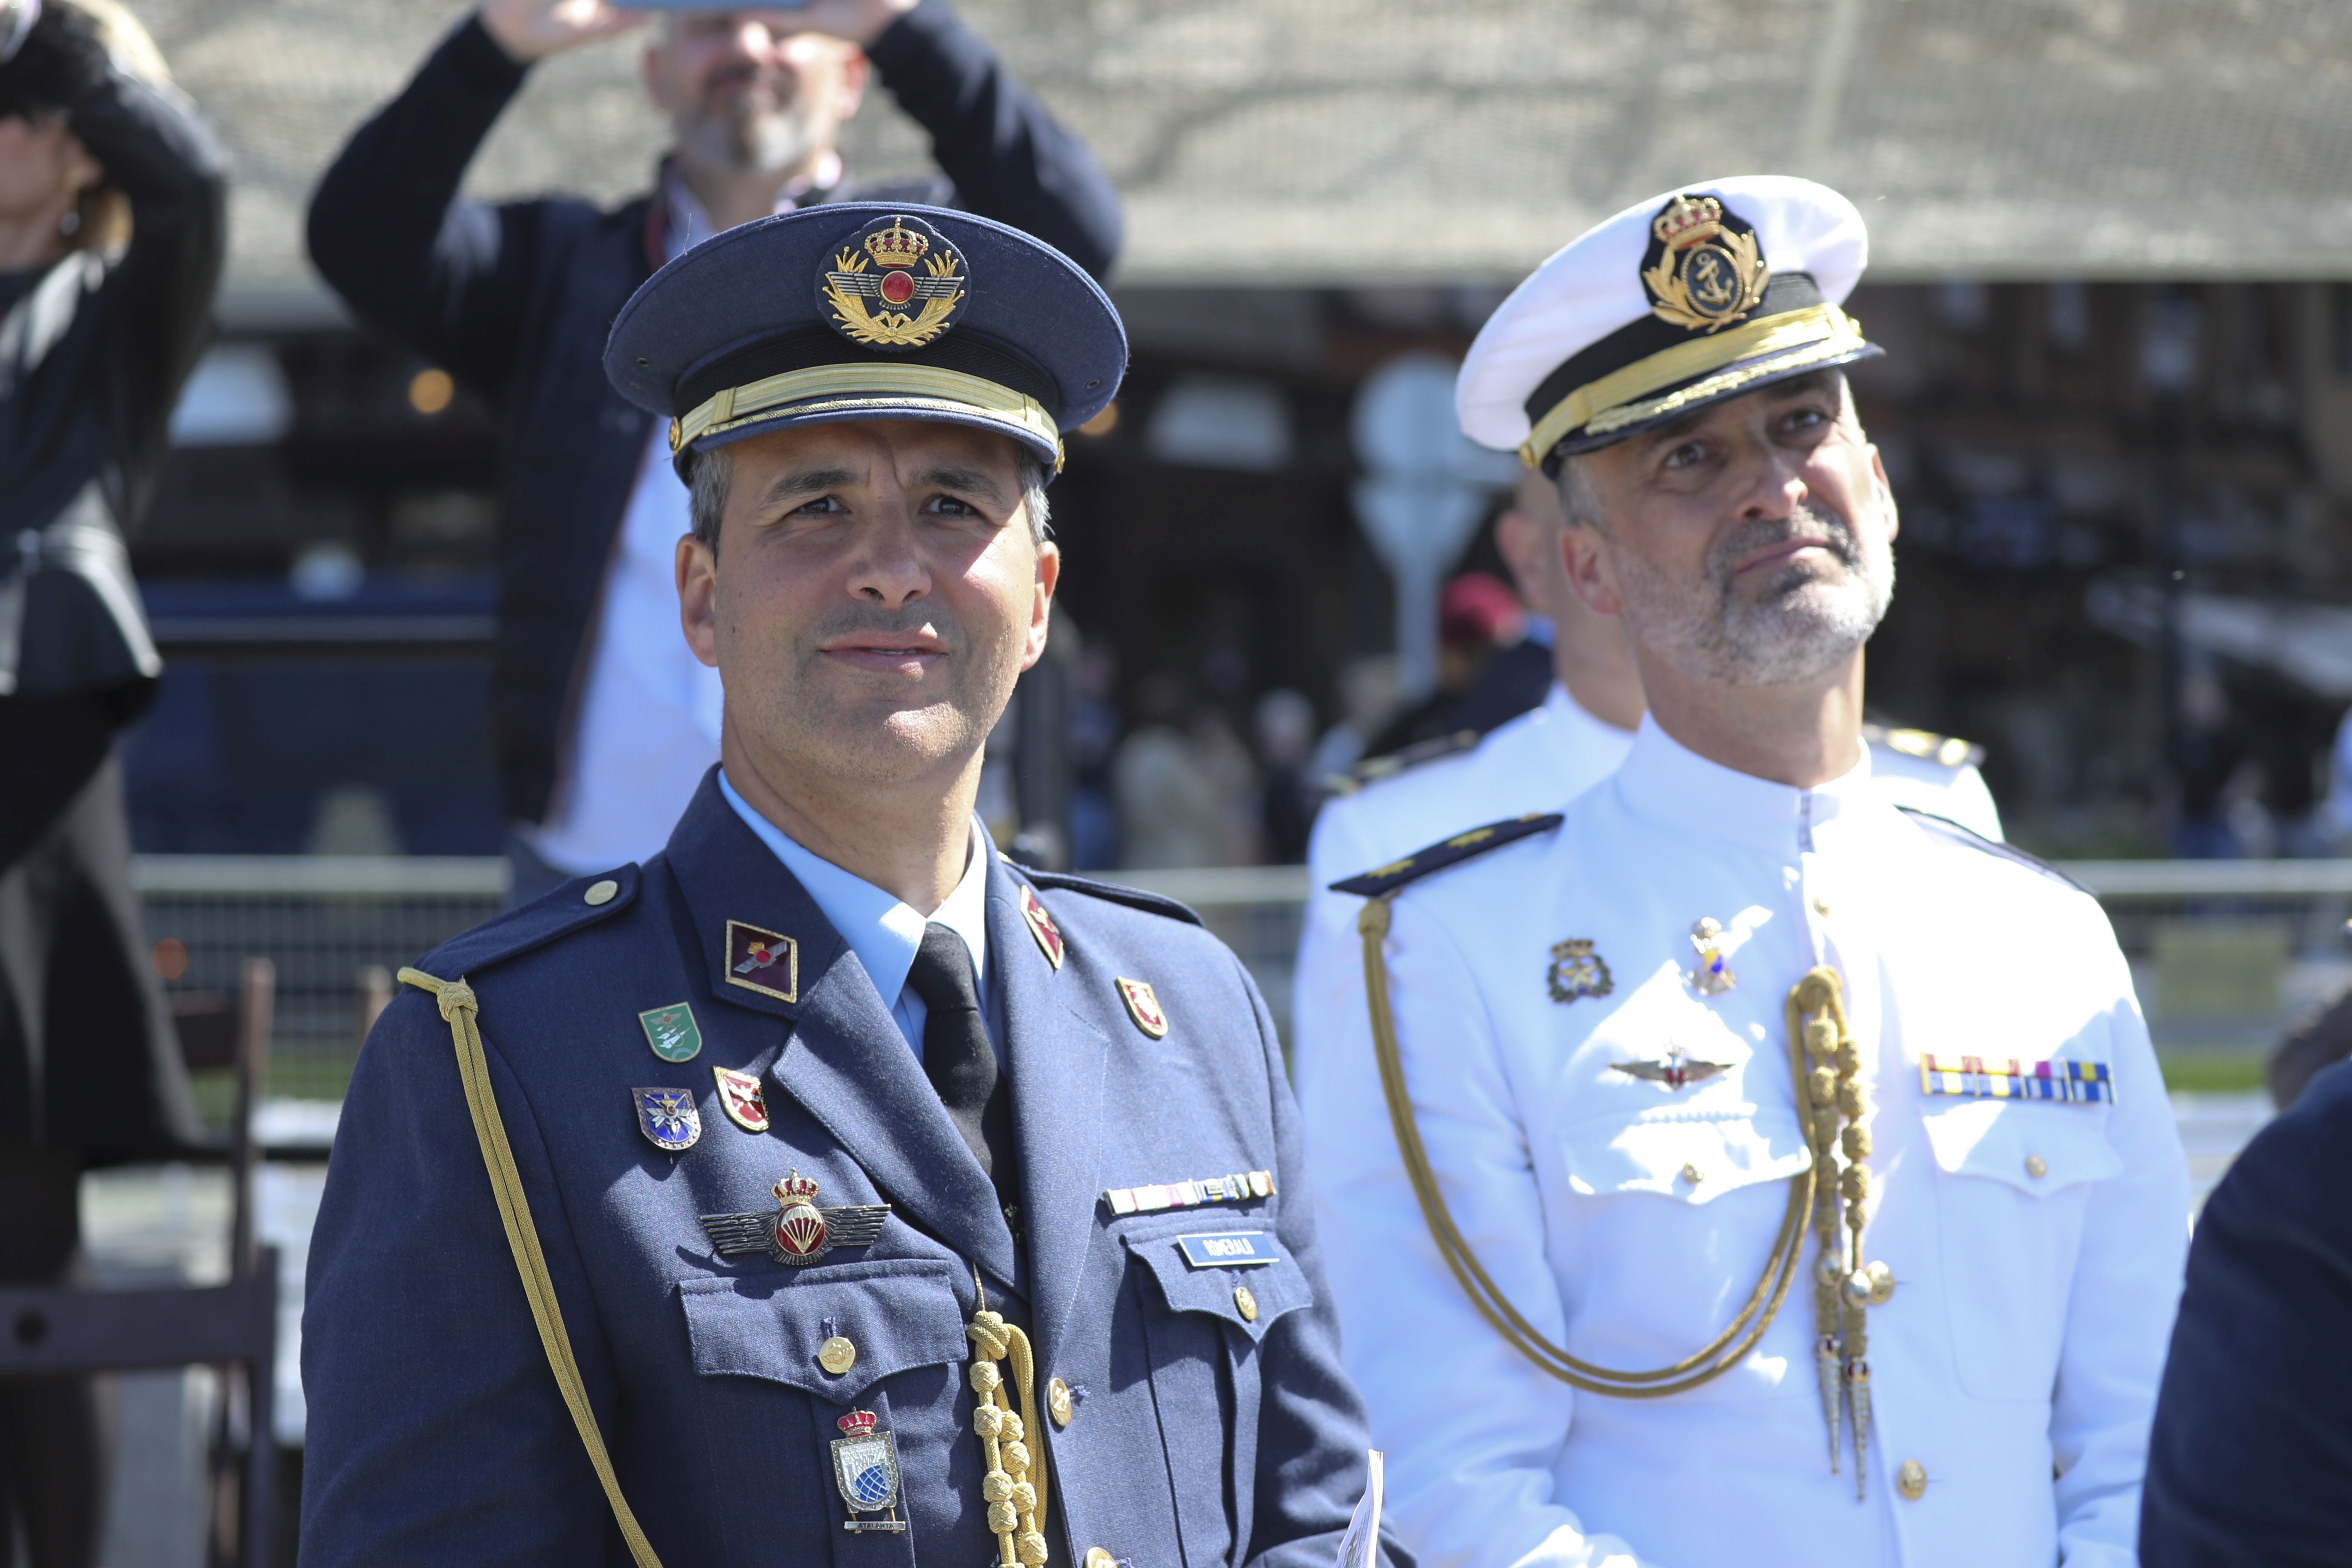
<box><xmin>398</xmin><ymin>968</ymin><xmax>665</xmax><ymax>1568</ymax></box>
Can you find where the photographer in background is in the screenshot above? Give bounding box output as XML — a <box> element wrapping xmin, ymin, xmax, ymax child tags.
<box><xmin>0</xmin><ymin>0</ymin><xmax>222</xmax><ymax>1558</ymax></box>
<box><xmin>308</xmin><ymin>0</ymin><xmax>1121</xmax><ymax>904</ymax></box>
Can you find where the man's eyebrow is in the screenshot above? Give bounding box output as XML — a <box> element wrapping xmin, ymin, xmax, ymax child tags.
<box><xmin>1761</xmin><ymin>369</ymin><xmax>1839</xmax><ymax>401</ymax></box>
<box><xmin>757</xmin><ymin>465</ymin><xmax>861</xmax><ymax>511</ymax></box>
<box><xmin>909</xmin><ymin>464</ymin><xmax>1011</xmax><ymax>504</ymax></box>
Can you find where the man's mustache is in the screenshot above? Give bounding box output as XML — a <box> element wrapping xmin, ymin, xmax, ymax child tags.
<box><xmin>805</xmin><ymin>606</ymin><xmax>962</xmax><ymax>653</ymax></box>
<box><xmin>1709</xmin><ymin>503</ymin><xmax>1859</xmax><ymax>584</ymax></box>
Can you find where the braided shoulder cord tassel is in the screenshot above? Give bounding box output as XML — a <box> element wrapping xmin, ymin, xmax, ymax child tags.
<box><xmin>969</xmin><ymin>1308</ymin><xmax>1050</xmax><ymax>1566</ymax></box>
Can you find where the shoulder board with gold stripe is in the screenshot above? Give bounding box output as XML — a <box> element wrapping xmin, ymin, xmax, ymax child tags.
<box><xmin>1320</xmin><ymin>729</ymin><xmax>1481</xmax><ymax>798</ymax></box>
<box><xmin>1862</xmin><ymin>721</ymin><xmax>1985</xmax><ymax>771</ymax></box>
<box><xmin>1328</xmin><ymin>812</ymin><xmax>1563</xmax><ymax>898</ymax></box>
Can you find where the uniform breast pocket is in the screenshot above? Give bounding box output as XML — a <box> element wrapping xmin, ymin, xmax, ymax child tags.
<box><xmin>1120</xmin><ymin>1221</ymin><xmax>1314</xmax><ymax>1567</ymax></box>
<box><xmin>677</xmin><ymin>1259</ymin><xmax>972</xmax><ymax>1563</ymax></box>
<box><xmin>1553</xmin><ymin>1108</ymin><xmax>1813</xmax><ymax>1370</ymax></box>
<box><xmin>1920</xmin><ymin>1096</ymin><xmax>2121</xmax><ymax>1401</ymax></box>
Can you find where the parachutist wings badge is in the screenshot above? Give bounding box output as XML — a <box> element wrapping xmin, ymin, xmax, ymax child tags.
<box><xmin>701</xmin><ymin>1170</ymin><xmax>891</xmax><ymax>1266</ymax></box>
<box><xmin>1611</xmin><ymin>1045</ymin><xmax>1732</xmax><ymax>1092</ymax></box>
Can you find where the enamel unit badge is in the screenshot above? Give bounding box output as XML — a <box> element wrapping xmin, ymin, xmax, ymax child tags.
<box><xmin>1547</xmin><ymin>938</ymin><xmax>1614</xmax><ymax>1004</ymax></box>
<box><xmin>637</xmin><ymin>1001</ymin><xmax>701</xmax><ymax>1063</ymax></box>
<box><xmin>631</xmin><ymin>1086</ymin><xmax>701</xmax><ymax>1153</ymax></box>
<box><xmin>713</xmin><ymin>1065</ymin><xmax>770</xmax><ymax>1132</ymax></box>
<box><xmin>1115</xmin><ymin>977</ymin><xmax>1169</xmax><ymax>1038</ymax></box>
<box><xmin>819</xmin><ymin>213</ymin><xmax>969</xmax><ymax>352</ymax></box>
<box><xmin>1687</xmin><ymin>916</ymin><xmax>1737</xmax><ymax>996</ymax></box>
<box><xmin>830</xmin><ymin>1410</ymin><xmax>907</xmax><ymax>1532</ymax></box>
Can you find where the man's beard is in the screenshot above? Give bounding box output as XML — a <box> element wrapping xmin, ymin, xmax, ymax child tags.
<box><xmin>677</xmin><ymin>73</ymin><xmax>822</xmax><ymax>176</ymax></box>
<box><xmin>1614</xmin><ymin>501</ymin><xmax>1894</xmax><ymax>687</ymax></box>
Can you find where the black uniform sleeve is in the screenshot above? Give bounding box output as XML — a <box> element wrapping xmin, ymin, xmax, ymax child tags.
<box><xmin>304</xmin><ymin>16</ymin><xmax>560</xmax><ymax>399</ymax></box>
<box><xmin>67</xmin><ymin>64</ymin><xmax>225</xmax><ymax>519</ymax></box>
<box><xmin>864</xmin><ymin>0</ymin><xmax>1123</xmax><ymax>280</ymax></box>
<box><xmin>2141</xmin><ymin>1064</ymin><xmax>2352</xmax><ymax>1565</ymax></box>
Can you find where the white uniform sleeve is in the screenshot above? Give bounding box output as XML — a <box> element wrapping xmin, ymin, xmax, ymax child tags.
<box><xmin>1297</xmin><ymin>885</ymin><xmax>1653</xmax><ymax>1568</ymax></box>
<box><xmin>2049</xmin><ymin>929</ymin><xmax>2192</xmax><ymax>1567</ymax></box>
<box><xmin>1945</xmin><ymin>765</ymin><xmax>2004</xmax><ymax>842</ymax></box>
<box><xmin>1295</xmin><ymin>800</ymin><xmax>1381</xmax><ymax>1097</ymax></box>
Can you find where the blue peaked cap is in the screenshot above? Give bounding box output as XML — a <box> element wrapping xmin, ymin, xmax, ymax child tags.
<box><xmin>604</xmin><ymin>202</ymin><xmax>1127</xmax><ymax>481</ymax></box>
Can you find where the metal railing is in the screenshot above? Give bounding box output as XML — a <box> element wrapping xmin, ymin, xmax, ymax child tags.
<box><xmin>136</xmin><ymin>854</ymin><xmax>2344</xmax><ymax>1107</ymax></box>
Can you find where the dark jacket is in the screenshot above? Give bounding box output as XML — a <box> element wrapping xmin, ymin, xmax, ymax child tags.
<box><xmin>2142</xmin><ymin>1058</ymin><xmax>2352</xmax><ymax>1564</ymax></box>
<box><xmin>300</xmin><ymin>774</ymin><xmax>1402</xmax><ymax>1566</ymax></box>
<box><xmin>0</xmin><ymin>56</ymin><xmax>223</xmax><ymax>734</ymax></box>
<box><xmin>306</xmin><ymin>6</ymin><xmax>1123</xmax><ymax>825</ymax></box>
<box><xmin>0</xmin><ymin>46</ymin><xmax>220</xmax><ymax>1159</ymax></box>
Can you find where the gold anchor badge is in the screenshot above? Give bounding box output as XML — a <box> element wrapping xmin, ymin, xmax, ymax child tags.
<box><xmin>1642</xmin><ymin>193</ymin><xmax>1769</xmax><ymax>333</ymax></box>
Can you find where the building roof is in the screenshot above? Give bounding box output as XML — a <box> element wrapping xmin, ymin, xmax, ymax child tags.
<box><xmin>138</xmin><ymin>0</ymin><xmax>2352</xmax><ymax>304</ymax></box>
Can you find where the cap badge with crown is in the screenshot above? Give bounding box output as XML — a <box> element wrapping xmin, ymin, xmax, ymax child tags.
<box><xmin>1641</xmin><ymin>192</ymin><xmax>1770</xmax><ymax>333</ymax></box>
<box><xmin>821</xmin><ymin>212</ymin><xmax>971</xmax><ymax>350</ymax></box>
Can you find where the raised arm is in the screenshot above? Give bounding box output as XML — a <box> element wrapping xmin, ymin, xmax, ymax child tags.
<box><xmin>305</xmin><ymin>8</ymin><xmax>624</xmax><ymax>397</ymax></box>
<box><xmin>864</xmin><ymin>0</ymin><xmax>1122</xmax><ymax>279</ymax></box>
<box><xmin>65</xmin><ymin>59</ymin><xmax>224</xmax><ymax>497</ymax></box>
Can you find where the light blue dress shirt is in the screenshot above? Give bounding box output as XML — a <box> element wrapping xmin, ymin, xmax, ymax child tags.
<box><xmin>718</xmin><ymin>770</ymin><xmax>996</xmax><ymax>1063</ymax></box>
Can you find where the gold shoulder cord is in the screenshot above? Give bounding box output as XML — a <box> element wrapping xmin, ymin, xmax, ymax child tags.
<box><xmin>965</xmin><ymin>1270</ymin><xmax>1051</xmax><ymax>1566</ymax></box>
<box><xmin>398</xmin><ymin>969</ymin><xmax>665</xmax><ymax>1568</ymax></box>
<box><xmin>1356</xmin><ymin>898</ymin><xmax>1879</xmax><ymax>1456</ymax></box>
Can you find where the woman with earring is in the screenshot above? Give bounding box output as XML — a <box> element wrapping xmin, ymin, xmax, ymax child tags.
<box><xmin>0</xmin><ymin>2</ymin><xmax>223</xmax><ymax>1562</ymax></box>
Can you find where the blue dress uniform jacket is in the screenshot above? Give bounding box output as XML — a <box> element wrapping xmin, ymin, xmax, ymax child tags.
<box><xmin>2141</xmin><ymin>1059</ymin><xmax>2352</xmax><ymax>1565</ymax></box>
<box><xmin>299</xmin><ymin>775</ymin><xmax>1390</xmax><ymax>1568</ymax></box>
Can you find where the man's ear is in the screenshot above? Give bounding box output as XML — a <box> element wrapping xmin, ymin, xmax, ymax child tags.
<box><xmin>833</xmin><ymin>46</ymin><xmax>871</xmax><ymax>120</ymax></box>
<box><xmin>1020</xmin><ymin>539</ymin><xmax>1060</xmax><ymax>674</ymax></box>
<box><xmin>1559</xmin><ymin>523</ymin><xmax>1623</xmax><ymax>618</ymax></box>
<box><xmin>1869</xmin><ymin>443</ymin><xmax>1899</xmax><ymax>545</ymax></box>
<box><xmin>640</xmin><ymin>41</ymin><xmax>675</xmax><ymax>117</ymax></box>
<box><xmin>677</xmin><ymin>533</ymin><xmax>720</xmax><ymax>671</ymax></box>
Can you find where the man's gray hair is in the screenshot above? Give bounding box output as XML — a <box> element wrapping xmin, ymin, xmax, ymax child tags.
<box><xmin>1553</xmin><ymin>455</ymin><xmax>1605</xmax><ymax>533</ymax></box>
<box><xmin>683</xmin><ymin>443</ymin><xmax>1053</xmax><ymax>554</ymax></box>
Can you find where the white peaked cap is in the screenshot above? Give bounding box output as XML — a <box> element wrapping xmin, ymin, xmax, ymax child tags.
<box><xmin>1457</xmin><ymin>175</ymin><xmax>1877</xmax><ymax>467</ymax></box>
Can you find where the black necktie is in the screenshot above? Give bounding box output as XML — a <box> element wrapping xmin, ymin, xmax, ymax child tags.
<box><xmin>906</xmin><ymin>923</ymin><xmax>1022</xmax><ymax>1237</ymax></box>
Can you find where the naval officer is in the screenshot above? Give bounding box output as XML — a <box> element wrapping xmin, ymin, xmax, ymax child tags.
<box><xmin>1297</xmin><ymin>177</ymin><xmax>2191</xmax><ymax>1568</ymax></box>
<box><xmin>1293</xmin><ymin>467</ymin><xmax>2002</xmax><ymax>1090</ymax></box>
<box><xmin>300</xmin><ymin>205</ymin><xmax>1396</xmax><ymax>1568</ymax></box>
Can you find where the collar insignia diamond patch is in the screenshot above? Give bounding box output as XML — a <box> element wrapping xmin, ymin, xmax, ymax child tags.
<box><xmin>1019</xmin><ymin>884</ymin><xmax>1065</xmax><ymax>970</ymax></box>
<box><xmin>726</xmin><ymin>920</ymin><xmax>800</xmax><ymax>1003</ymax></box>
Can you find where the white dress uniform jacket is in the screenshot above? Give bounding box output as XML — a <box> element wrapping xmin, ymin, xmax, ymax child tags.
<box><xmin>1294</xmin><ymin>686</ymin><xmax>2005</xmax><ymax>1087</ymax></box>
<box><xmin>1298</xmin><ymin>719</ymin><xmax>2189</xmax><ymax>1568</ymax></box>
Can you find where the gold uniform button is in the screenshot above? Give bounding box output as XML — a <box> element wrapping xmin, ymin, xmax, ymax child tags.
<box><xmin>1233</xmin><ymin>1285</ymin><xmax>1259</xmax><ymax>1322</ymax></box>
<box><xmin>1047</xmin><ymin>1377</ymin><xmax>1075</xmax><ymax>1428</ymax></box>
<box><xmin>817</xmin><ymin>1335</ymin><xmax>857</xmax><ymax>1375</ymax></box>
<box><xmin>1681</xmin><ymin>1162</ymin><xmax>1705</xmax><ymax>1185</ymax></box>
<box><xmin>1897</xmin><ymin>1459</ymin><xmax>1929</xmax><ymax>1500</ymax></box>
<box><xmin>2025</xmin><ymin>1155</ymin><xmax>2049</xmax><ymax>1179</ymax></box>
<box><xmin>583</xmin><ymin>878</ymin><xmax>619</xmax><ymax>906</ymax></box>
<box><xmin>1085</xmin><ymin>1550</ymin><xmax>1118</xmax><ymax>1568</ymax></box>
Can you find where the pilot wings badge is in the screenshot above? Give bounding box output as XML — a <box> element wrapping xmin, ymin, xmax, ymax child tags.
<box><xmin>819</xmin><ymin>214</ymin><xmax>970</xmax><ymax>352</ymax></box>
<box><xmin>700</xmin><ymin>1170</ymin><xmax>891</xmax><ymax>1267</ymax></box>
<box><xmin>1611</xmin><ymin>1045</ymin><xmax>1732</xmax><ymax>1092</ymax></box>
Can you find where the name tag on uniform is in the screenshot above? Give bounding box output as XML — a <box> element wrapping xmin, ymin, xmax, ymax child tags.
<box><xmin>1918</xmin><ymin>1054</ymin><xmax>2115</xmax><ymax>1105</ymax></box>
<box><xmin>1175</xmin><ymin>1231</ymin><xmax>1280</xmax><ymax>1269</ymax></box>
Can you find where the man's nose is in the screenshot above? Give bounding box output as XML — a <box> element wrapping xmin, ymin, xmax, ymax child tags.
<box><xmin>848</xmin><ymin>513</ymin><xmax>931</xmax><ymax>606</ymax></box>
<box><xmin>1736</xmin><ymin>440</ymin><xmax>1807</xmax><ymax>520</ymax></box>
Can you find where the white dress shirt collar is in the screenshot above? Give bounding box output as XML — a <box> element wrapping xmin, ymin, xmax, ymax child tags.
<box><xmin>663</xmin><ymin>156</ymin><xmax>846</xmax><ymax>258</ymax></box>
<box><xmin>1611</xmin><ymin>714</ymin><xmax>1879</xmax><ymax>861</ymax></box>
<box><xmin>717</xmin><ymin>770</ymin><xmax>992</xmax><ymax>1050</ymax></box>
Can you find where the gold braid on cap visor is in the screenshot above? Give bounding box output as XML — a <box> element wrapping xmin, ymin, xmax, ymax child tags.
<box><xmin>1517</xmin><ymin>303</ymin><xmax>1869</xmax><ymax>467</ymax></box>
<box><xmin>669</xmin><ymin>363</ymin><xmax>1064</xmax><ymax>470</ymax></box>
